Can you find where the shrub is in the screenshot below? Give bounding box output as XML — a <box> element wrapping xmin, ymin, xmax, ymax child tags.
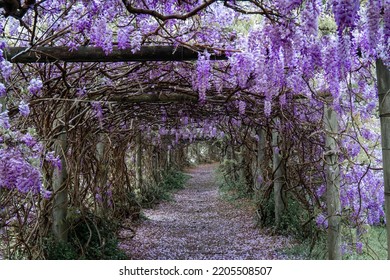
<box><xmin>43</xmin><ymin>213</ymin><xmax>126</xmax><ymax>260</ymax></box>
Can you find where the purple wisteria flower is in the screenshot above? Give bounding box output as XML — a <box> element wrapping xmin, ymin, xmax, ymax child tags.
<box><xmin>0</xmin><ymin>61</ymin><xmax>12</xmax><ymax>81</ymax></box>
<box><xmin>21</xmin><ymin>133</ymin><xmax>37</xmax><ymax>148</ymax></box>
<box><xmin>0</xmin><ymin>109</ymin><xmax>10</xmax><ymax>129</ymax></box>
<box><xmin>41</xmin><ymin>189</ymin><xmax>52</xmax><ymax>200</ymax></box>
<box><xmin>195</xmin><ymin>51</ymin><xmax>211</xmax><ymax>103</ymax></box>
<box><xmin>0</xmin><ymin>83</ymin><xmax>6</xmax><ymax>97</ymax></box>
<box><xmin>18</xmin><ymin>101</ymin><xmax>30</xmax><ymax>117</ymax></box>
<box><xmin>45</xmin><ymin>151</ymin><xmax>62</xmax><ymax>170</ymax></box>
<box><xmin>315</xmin><ymin>213</ymin><xmax>328</xmax><ymax>229</ymax></box>
<box><xmin>76</xmin><ymin>87</ymin><xmax>86</xmax><ymax>97</ymax></box>
<box><xmin>356</xmin><ymin>241</ymin><xmax>363</xmax><ymax>254</ymax></box>
<box><xmin>28</xmin><ymin>78</ymin><xmax>43</xmax><ymax>96</ymax></box>
<box><xmin>92</xmin><ymin>101</ymin><xmax>104</xmax><ymax>123</ymax></box>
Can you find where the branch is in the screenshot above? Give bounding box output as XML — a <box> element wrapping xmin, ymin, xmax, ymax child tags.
<box><xmin>0</xmin><ymin>0</ymin><xmax>35</xmax><ymax>19</ymax></box>
<box><xmin>121</xmin><ymin>0</ymin><xmax>217</xmax><ymax>21</ymax></box>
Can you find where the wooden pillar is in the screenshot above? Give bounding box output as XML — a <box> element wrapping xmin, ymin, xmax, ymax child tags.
<box><xmin>52</xmin><ymin>108</ymin><xmax>69</xmax><ymax>242</ymax></box>
<box><xmin>167</xmin><ymin>147</ymin><xmax>171</xmax><ymax>169</ymax></box>
<box><xmin>0</xmin><ymin>95</ymin><xmax>5</xmax><ymax>211</ymax></box>
<box><xmin>324</xmin><ymin>99</ymin><xmax>341</xmax><ymax>260</ymax></box>
<box><xmin>96</xmin><ymin>134</ymin><xmax>109</xmax><ymax>215</ymax></box>
<box><xmin>376</xmin><ymin>59</ymin><xmax>390</xmax><ymax>259</ymax></box>
<box><xmin>239</xmin><ymin>144</ymin><xmax>246</xmax><ymax>184</ymax></box>
<box><xmin>256</xmin><ymin>127</ymin><xmax>267</xmax><ymax>190</ymax></box>
<box><xmin>231</xmin><ymin>142</ymin><xmax>238</xmax><ymax>181</ymax></box>
<box><xmin>272</xmin><ymin>118</ymin><xmax>285</xmax><ymax>229</ymax></box>
<box><xmin>152</xmin><ymin>147</ymin><xmax>159</xmax><ymax>184</ymax></box>
<box><xmin>135</xmin><ymin>130</ymin><xmax>143</xmax><ymax>190</ymax></box>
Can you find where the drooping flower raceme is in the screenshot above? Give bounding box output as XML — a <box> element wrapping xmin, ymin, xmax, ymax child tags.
<box><xmin>195</xmin><ymin>51</ymin><xmax>211</xmax><ymax>103</ymax></box>
<box><xmin>332</xmin><ymin>0</ymin><xmax>360</xmax><ymax>35</ymax></box>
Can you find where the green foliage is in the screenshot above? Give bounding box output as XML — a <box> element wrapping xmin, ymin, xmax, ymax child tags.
<box><xmin>261</xmin><ymin>192</ymin><xmax>316</xmax><ymax>240</ymax></box>
<box><xmin>160</xmin><ymin>169</ymin><xmax>190</xmax><ymax>191</ymax></box>
<box><xmin>284</xmin><ymin>226</ymin><xmax>388</xmax><ymax>260</ymax></box>
<box><xmin>218</xmin><ymin>160</ymin><xmax>317</xmax><ymax>240</ymax></box>
<box><xmin>138</xmin><ymin>169</ymin><xmax>190</xmax><ymax>207</ymax></box>
<box><xmin>342</xmin><ymin>226</ymin><xmax>387</xmax><ymax>260</ymax></box>
<box><xmin>216</xmin><ymin>160</ymin><xmax>251</xmax><ymax>201</ymax></box>
<box><xmin>43</xmin><ymin>237</ymin><xmax>78</xmax><ymax>260</ymax></box>
<box><xmin>43</xmin><ymin>213</ymin><xmax>126</xmax><ymax>260</ymax></box>
<box><xmin>282</xmin><ymin>232</ymin><xmax>327</xmax><ymax>260</ymax></box>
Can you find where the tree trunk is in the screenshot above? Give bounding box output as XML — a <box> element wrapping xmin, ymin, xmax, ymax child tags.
<box><xmin>52</xmin><ymin>110</ymin><xmax>69</xmax><ymax>242</ymax></box>
<box><xmin>324</xmin><ymin>100</ymin><xmax>341</xmax><ymax>260</ymax></box>
<box><xmin>376</xmin><ymin>59</ymin><xmax>390</xmax><ymax>259</ymax></box>
<box><xmin>272</xmin><ymin>118</ymin><xmax>285</xmax><ymax>229</ymax></box>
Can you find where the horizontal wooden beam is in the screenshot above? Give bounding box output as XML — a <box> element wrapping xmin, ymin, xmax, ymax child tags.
<box><xmin>4</xmin><ymin>46</ymin><xmax>228</xmax><ymax>63</ymax></box>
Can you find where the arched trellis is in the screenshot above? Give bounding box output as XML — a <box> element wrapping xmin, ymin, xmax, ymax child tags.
<box><xmin>4</xmin><ymin>44</ymin><xmax>389</xmax><ymax>259</ymax></box>
<box><xmin>0</xmin><ymin>1</ymin><xmax>388</xmax><ymax>260</ymax></box>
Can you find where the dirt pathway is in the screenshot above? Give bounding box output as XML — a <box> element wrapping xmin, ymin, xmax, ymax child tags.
<box><xmin>119</xmin><ymin>163</ymin><xmax>293</xmax><ymax>259</ymax></box>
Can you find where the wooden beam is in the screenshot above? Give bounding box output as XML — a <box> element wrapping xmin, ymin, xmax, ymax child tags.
<box><xmin>4</xmin><ymin>46</ymin><xmax>227</xmax><ymax>63</ymax></box>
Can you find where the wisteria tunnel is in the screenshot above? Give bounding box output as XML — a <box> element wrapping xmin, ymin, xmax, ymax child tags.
<box><xmin>0</xmin><ymin>0</ymin><xmax>390</xmax><ymax>260</ymax></box>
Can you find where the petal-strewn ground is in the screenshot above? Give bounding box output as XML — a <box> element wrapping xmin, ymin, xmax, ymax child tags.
<box><xmin>119</xmin><ymin>163</ymin><xmax>294</xmax><ymax>259</ymax></box>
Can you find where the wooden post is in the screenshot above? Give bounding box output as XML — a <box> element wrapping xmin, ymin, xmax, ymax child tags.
<box><xmin>96</xmin><ymin>134</ymin><xmax>109</xmax><ymax>215</ymax></box>
<box><xmin>239</xmin><ymin>144</ymin><xmax>246</xmax><ymax>184</ymax></box>
<box><xmin>231</xmin><ymin>142</ymin><xmax>238</xmax><ymax>181</ymax></box>
<box><xmin>52</xmin><ymin>108</ymin><xmax>69</xmax><ymax>242</ymax></box>
<box><xmin>151</xmin><ymin>147</ymin><xmax>159</xmax><ymax>184</ymax></box>
<box><xmin>256</xmin><ymin>127</ymin><xmax>267</xmax><ymax>190</ymax></box>
<box><xmin>376</xmin><ymin>59</ymin><xmax>390</xmax><ymax>259</ymax></box>
<box><xmin>135</xmin><ymin>130</ymin><xmax>143</xmax><ymax>190</ymax></box>
<box><xmin>0</xmin><ymin>95</ymin><xmax>5</xmax><ymax>212</ymax></box>
<box><xmin>323</xmin><ymin>99</ymin><xmax>341</xmax><ymax>260</ymax></box>
<box><xmin>272</xmin><ymin>118</ymin><xmax>285</xmax><ymax>228</ymax></box>
<box><xmin>167</xmin><ymin>146</ymin><xmax>172</xmax><ymax>169</ymax></box>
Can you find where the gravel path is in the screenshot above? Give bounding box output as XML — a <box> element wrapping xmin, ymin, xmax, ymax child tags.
<box><xmin>119</xmin><ymin>163</ymin><xmax>294</xmax><ymax>259</ymax></box>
